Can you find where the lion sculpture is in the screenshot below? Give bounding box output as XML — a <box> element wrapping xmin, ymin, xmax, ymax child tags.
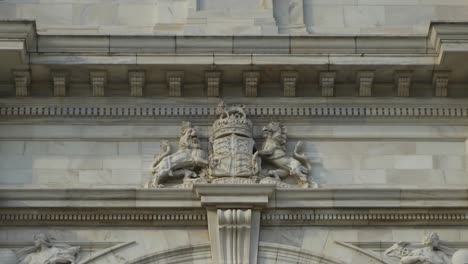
<box><xmin>149</xmin><ymin>121</ymin><xmax>208</xmax><ymax>188</ymax></box>
<box><xmin>257</xmin><ymin>121</ymin><xmax>317</xmax><ymax>188</ymax></box>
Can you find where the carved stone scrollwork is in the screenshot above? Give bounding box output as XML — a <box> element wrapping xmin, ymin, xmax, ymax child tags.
<box><xmin>208</xmin><ymin>208</ymin><xmax>261</xmax><ymax>264</ymax></box>
<box><xmin>218</xmin><ymin>209</ymin><xmax>252</xmax><ymax>264</ymax></box>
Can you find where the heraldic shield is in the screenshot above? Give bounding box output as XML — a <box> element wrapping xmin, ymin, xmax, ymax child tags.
<box><xmin>210</xmin><ymin>134</ymin><xmax>256</xmax><ymax>177</ymax></box>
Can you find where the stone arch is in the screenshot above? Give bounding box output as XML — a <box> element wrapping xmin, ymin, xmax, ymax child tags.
<box><xmin>125</xmin><ymin>244</ymin><xmax>211</xmax><ymax>264</ymax></box>
<box><xmin>126</xmin><ymin>242</ymin><xmax>345</xmax><ymax>264</ymax></box>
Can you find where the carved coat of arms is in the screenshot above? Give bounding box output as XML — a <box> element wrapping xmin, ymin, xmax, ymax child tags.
<box><xmin>209</xmin><ymin>101</ymin><xmax>258</xmax><ymax>178</ymax></box>
<box><xmin>146</xmin><ymin>101</ymin><xmax>315</xmax><ymax>188</ymax></box>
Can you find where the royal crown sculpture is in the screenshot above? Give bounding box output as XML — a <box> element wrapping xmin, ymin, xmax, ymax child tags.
<box><xmin>146</xmin><ymin>101</ymin><xmax>318</xmax><ymax>188</ymax></box>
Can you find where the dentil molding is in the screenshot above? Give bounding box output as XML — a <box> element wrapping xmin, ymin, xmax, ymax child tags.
<box><xmin>2</xmin><ymin>98</ymin><xmax>468</xmax><ymax>124</ymax></box>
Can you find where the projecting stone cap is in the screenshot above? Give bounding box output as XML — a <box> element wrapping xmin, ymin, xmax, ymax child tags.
<box><xmin>194</xmin><ymin>183</ymin><xmax>276</xmax><ymax>208</ymax></box>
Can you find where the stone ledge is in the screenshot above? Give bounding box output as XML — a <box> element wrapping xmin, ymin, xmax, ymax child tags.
<box><xmin>1</xmin><ymin>21</ymin><xmax>468</xmax><ymax>66</ymax></box>
<box><xmin>195</xmin><ymin>183</ymin><xmax>276</xmax><ymax>208</ymax></box>
<box><xmin>1</xmin><ymin>187</ymin><xmax>467</xmax><ymax>209</ymax></box>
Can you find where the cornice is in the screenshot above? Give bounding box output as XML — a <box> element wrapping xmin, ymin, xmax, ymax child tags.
<box><xmin>2</xmin><ymin>98</ymin><xmax>468</xmax><ymax>124</ymax></box>
<box><xmin>1</xmin><ymin>188</ymin><xmax>468</xmax><ymax>209</ymax></box>
<box><xmin>0</xmin><ymin>21</ymin><xmax>37</xmax><ymax>52</ymax></box>
<box><xmin>1</xmin><ymin>21</ymin><xmax>468</xmax><ymax>66</ymax></box>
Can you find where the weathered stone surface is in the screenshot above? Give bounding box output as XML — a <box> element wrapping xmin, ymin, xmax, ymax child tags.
<box><xmin>2</xmin><ymin>3</ymin><xmax>468</xmax><ymax>264</ymax></box>
<box><xmin>5</xmin><ymin>0</ymin><xmax>468</xmax><ymax>35</ymax></box>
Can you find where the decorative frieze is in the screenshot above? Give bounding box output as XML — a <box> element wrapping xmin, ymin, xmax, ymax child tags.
<box><xmin>90</xmin><ymin>71</ymin><xmax>107</xmax><ymax>97</ymax></box>
<box><xmin>357</xmin><ymin>71</ymin><xmax>374</xmax><ymax>97</ymax></box>
<box><xmin>244</xmin><ymin>71</ymin><xmax>260</xmax><ymax>97</ymax></box>
<box><xmin>0</xmin><ymin>209</ymin><xmax>207</xmax><ymax>226</ymax></box>
<box><xmin>13</xmin><ymin>70</ymin><xmax>30</xmax><ymax>97</ymax></box>
<box><xmin>167</xmin><ymin>71</ymin><xmax>184</xmax><ymax>97</ymax></box>
<box><xmin>51</xmin><ymin>71</ymin><xmax>68</xmax><ymax>97</ymax></box>
<box><xmin>206</xmin><ymin>71</ymin><xmax>221</xmax><ymax>97</ymax></box>
<box><xmin>2</xmin><ymin>208</ymin><xmax>468</xmax><ymax>226</ymax></box>
<box><xmin>128</xmin><ymin>71</ymin><xmax>145</xmax><ymax>97</ymax></box>
<box><xmin>281</xmin><ymin>71</ymin><xmax>298</xmax><ymax>97</ymax></box>
<box><xmin>433</xmin><ymin>71</ymin><xmax>451</xmax><ymax>97</ymax></box>
<box><xmin>395</xmin><ymin>71</ymin><xmax>412</xmax><ymax>97</ymax></box>
<box><xmin>2</xmin><ymin>101</ymin><xmax>468</xmax><ymax>121</ymax></box>
<box><xmin>320</xmin><ymin>72</ymin><xmax>336</xmax><ymax>97</ymax></box>
<box><xmin>261</xmin><ymin>209</ymin><xmax>468</xmax><ymax>226</ymax></box>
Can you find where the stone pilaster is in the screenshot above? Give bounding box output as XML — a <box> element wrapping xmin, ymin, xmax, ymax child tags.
<box><xmin>206</xmin><ymin>71</ymin><xmax>221</xmax><ymax>97</ymax></box>
<box><xmin>244</xmin><ymin>72</ymin><xmax>260</xmax><ymax>97</ymax></box>
<box><xmin>357</xmin><ymin>71</ymin><xmax>374</xmax><ymax>97</ymax></box>
<box><xmin>433</xmin><ymin>71</ymin><xmax>450</xmax><ymax>97</ymax></box>
<box><xmin>51</xmin><ymin>71</ymin><xmax>68</xmax><ymax>97</ymax></box>
<box><xmin>281</xmin><ymin>71</ymin><xmax>298</xmax><ymax>97</ymax></box>
<box><xmin>167</xmin><ymin>71</ymin><xmax>184</xmax><ymax>97</ymax></box>
<box><xmin>128</xmin><ymin>71</ymin><xmax>145</xmax><ymax>97</ymax></box>
<box><xmin>13</xmin><ymin>70</ymin><xmax>30</xmax><ymax>97</ymax></box>
<box><xmin>320</xmin><ymin>72</ymin><xmax>336</xmax><ymax>97</ymax></box>
<box><xmin>395</xmin><ymin>71</ymin><xmax>412</xmax><ymax>97</ymax></box>
<box><xmin>90</xmin><ymin>71</ymin><xmax>107</xmax><ymax>97</ymax></box>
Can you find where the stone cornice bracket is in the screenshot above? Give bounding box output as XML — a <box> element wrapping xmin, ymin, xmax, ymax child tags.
<box><xmin>281</xmin><ymin>71</ymin><xmax>298</xmax><ymax>97</ymax></box>
<box><xmin>167</xmin><ymin>71</ymin><xmax>184</xmax><ymax>97</ymax></box>
<box><xmin>320</xmin><ymin>72</ymin><xmax>336</xmax><ymax>97</ymax></box>
<box><xmin>357</xmin><ymin>71</ymin><xmax>374</xmax><ymax>97</ymax></box>
<box><xmin>244</xmin><ymin>71</ymin><xmax>260</xmax><ymax>97</ymax></box>
<box><xmin>51</xmin><ymin>70</ymin><xmax>69</xmax><ymax>97</ymax></box>
<box><xmin>13</xmin><ymin>70</ymin><xmax>30</xmax><ymax>97</ymax></box>
<box><xmin>395</xmin><ymin>71</ymin><xmax>413</xmax><ymax>97</ymax></box>
<box><xmin>433</xmin><ymin>71</ymin><xmax>451</xmax><ymax>97</ymax></box>
<box><xmin>90</xmin><ymin>71</ymin><xmax>107</xmax><ymax>97</ymax></box>
<box><xmin>194</xmin><ymin>184</ymin><xmax>276</xmax><ymax>264</ymax></box>
<box><xmin>206</xmin><ymin>71</ymin><xmax>221</xmax><ymax>97</ymax></box>
<box><xmin>128</xmin><ymin>71</ymin><xmax>146</xmax><ymax>97</ymax></box>
<box><xmin>128</xmin><ymin>70</ymin><xmax>145</xmax><ymax>97</ymax></box>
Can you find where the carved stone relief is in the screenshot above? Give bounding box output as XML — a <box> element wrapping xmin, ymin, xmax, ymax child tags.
<box><xmin>146</xmin><ymin>101</ymin><xmax>315</xmax><ymax>188</ymax></box>
<box><xmin>0</xmin><ymin>234</ymin><xmax>134</xmax><ymax>264</ymax></box>
<box><xmin>384</xmin><ymin>233</ymin><xmax>454</xmax><ymax>264</ymax></box>
<box><xmin>337</xmin><ymin>233</ymin><xmax>468</xmax><ymax>264</ymax></box>
<box><xmin>257</xmin><ymin>121</ymin><xmax>317</xmax><ymax>188</ymax></box>
<box><xmin>13</xmin><ymin>233</ymin><xmax>80</xmax><ymax>264</ymax></box>
<box><xmin>147</xmin><ymin>121</ymin><xmax>209</xmax><ymax>188</ymax></box>
<box><xmin>209</xmin><ymin>101</ymin><xmax>258</xmax><ymax>179</ymax></box>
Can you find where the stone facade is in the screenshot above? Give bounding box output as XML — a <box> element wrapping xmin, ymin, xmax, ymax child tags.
<box><xmin>2</xmin><ymin>2</ymin><xmax>468</xmax><ymax>264</ymax></box>
<box><xmin>1</xmin><ymin>0</ymin><xmax>468</xmax><ymax>35</ymax></box>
